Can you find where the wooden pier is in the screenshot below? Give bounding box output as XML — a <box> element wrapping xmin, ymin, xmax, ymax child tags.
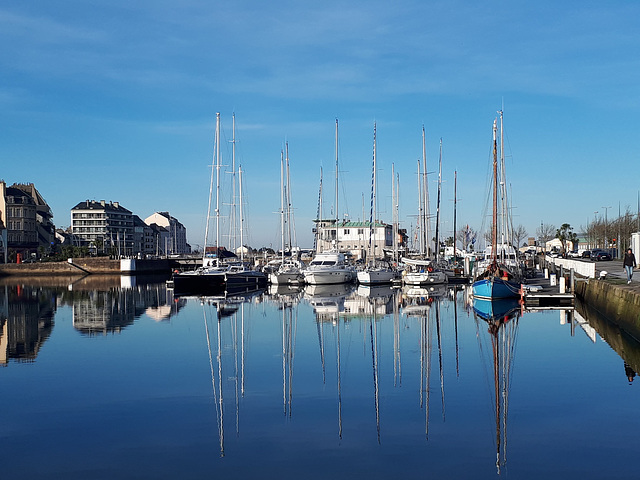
<box><xmin>521</xmin><ymin>271</ymin><xmax>575</xmax><ymax>309</ymax></box>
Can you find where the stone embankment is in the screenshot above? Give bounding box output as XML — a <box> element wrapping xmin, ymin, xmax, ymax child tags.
<box><xmin>575</xmin><ymin>278</ymin><xmax>640</xmax><ymax>342</ymax></box>
<box><xmin>0</xmin><ymin>258</ymin><xmax>120</xmax><ymax>277</ymax></box>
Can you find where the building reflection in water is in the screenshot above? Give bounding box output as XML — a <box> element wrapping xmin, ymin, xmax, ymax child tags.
<box><xmin>68</xmin><ymin>276</ymin><xmax>185</xmax><ymax>335</ymax></box>
<box><xmin>0</xmin><ymin>276</ymin><xmax>185</xmax><ymax>362</ymax></box>
<box><xmin>0</xmin><ymin>284</ymin><xmax>55</xmax><ymax>365</ymax></box>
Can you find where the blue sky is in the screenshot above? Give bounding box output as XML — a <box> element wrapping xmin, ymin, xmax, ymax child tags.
<box><xmin>2</xmin><ymin>1</ymin><xmax>639</xmax><ymax>250</ymax></box>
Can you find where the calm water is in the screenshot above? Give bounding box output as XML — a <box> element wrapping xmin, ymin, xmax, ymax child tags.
<box><xmin>1</xmin><ymin>276</ymin><xmax>639</xmax><ymax>479</ymax></box>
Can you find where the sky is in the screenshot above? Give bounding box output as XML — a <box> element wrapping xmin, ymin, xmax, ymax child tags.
<box><xmin>2</xmin><ymin>1</ymin><xmax>639</xmax><ymax>250</ymax></box>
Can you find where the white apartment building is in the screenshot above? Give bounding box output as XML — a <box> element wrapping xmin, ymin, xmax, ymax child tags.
<box><xmin>144</xmin><ymin>212</ymin><xmax>190</xmax><ymax>255</ymax></box>
<box><xmin>71</xmin><ymin>200</ymin><xmax>134</xmax><ymax>256</ymax></box>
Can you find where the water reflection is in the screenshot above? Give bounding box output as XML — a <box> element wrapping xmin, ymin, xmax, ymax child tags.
<box><xmin>472</xmin><ymin>297</ymin><xmax>522</xmax><ymax>475</ymax></box>
<box><xmin>0</xmin><ymin>276</ymin><xmax>185</xmax><ymax>362</ymax></box>
<box><xmin>575</xmin><ymin>298</ymin><xmax>640</xmax><ymax>386</ymax></box>
<box><xmin>0</xmin><ymin>284</ymin><xmax>55</xmax><ymax>364</ymax></box>
<box><xmin>3</xmin><ymin>278</ymin><xmax>640</xmax><ymax>478</ymax></box>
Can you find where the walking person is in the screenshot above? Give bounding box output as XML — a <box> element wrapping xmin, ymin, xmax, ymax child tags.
<box><xmin>623</xmin><ymin>248</ymin><xmax>636</xmax><ymax>284</ymax></box>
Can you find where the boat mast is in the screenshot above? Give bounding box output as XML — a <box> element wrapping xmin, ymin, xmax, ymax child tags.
<box><xmin>239</xmin><ymin>165</ymin><xmax>244</xmax><ymax>263</ymax></box>
<box><xmin>280</xmin><ymin>148</ymin><xmax>285</xmax><ymax>265</ymax></box>
<box><xmin>453</xmin><ymin>170</ymin><xmax>458</xmax><ymax>262</ymax></box>
<box><xmin>285</xmin><ymin>142</ymin><xmax>293</xmax><ymax>253</ymax></box>
<box><xmin>368</xmin><ymin>122</ymin><xmax>377</xmax><ymax>262</ymax></box>
<box><xmin>203</xmin><ymin>114</ymin><xmax>218</xmax><ymax>265</ymax></box>
<box><xmin>492</xmin><ymin>119</ymin><xmax>498</xmax><ymax>262</ymax></box>
<box><xmin>315</xmin><ymin>168</ymin><xmax>323</xmax><ymax>253</ymax></box>
<box><xmin>434</xmin><ymin>138</ymin><xmax>442</xmax><ymax>262</ymax></box>
<box><xmin>417</xmin><ymin>160</ymin><xmax>423</xmax><ymax>255</ymax></box>
<box><xmin>335</xmin><ymin>118</ymin><xmax>339</xmax><ymax>251</ymax></box>
<box><xmin>230</xmin><ymin>113</ymin><xmax>237</xmax><ymax>254</ymax></box>
<box><xmin>215</xmin><ymin>113</ymin><xmax>222</xmax><ymax>266</ymax></box>
<box><xmin>422</xmin><ymin>125</ymin><xmax>430</xmax><ymax>258</ymax></box>
<box><xmin>392</xmin><ymin>163</ymin><xmax>399</xmax><ymax>263</ymax></box>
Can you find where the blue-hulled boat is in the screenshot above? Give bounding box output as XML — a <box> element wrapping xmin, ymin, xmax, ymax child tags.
<box><xmin>472</xmin><ymin>112</ymin><xmax>523</xmax><ymax>300</ymax></box>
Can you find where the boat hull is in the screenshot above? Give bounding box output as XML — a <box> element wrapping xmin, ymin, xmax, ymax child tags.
<box><xmin>225</xmin><ymin>271</ymin><xmax>268</xmax><ymax>288</ymax></box>
<box><xmin>403</xmin><ymin>270</ymin><xmax>447</xmax><ymax>285</ymax></box>
<box><xmin>303</xmin><ymin>269</ymin><xmax>355</xmax><ymax>285</ymax></box>
<box><xmin>269</xmin><ymin>271</ymin><xmax>304</xmax><ymax>285</ymax></box>
<box><xmin>472</xmin><ymin>277</ymin><xmax>521</xmax><ymax>299</ymax></box>
<box><xmin>356</xmin><ymin>269</ymin><xmax>398</xmax><ymax>285</ymax></box>
<box><xmin>171</xmin><ymin>270</ymin><xmax>225</xmax><ymax>295</ymax></box>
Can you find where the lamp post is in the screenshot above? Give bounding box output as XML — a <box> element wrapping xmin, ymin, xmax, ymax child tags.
<box><xmin>602</xmin><ymin>206</ymin><xmax>611</xmax><ymax>250</ymax></box>
<box><xmin>593</xmin><ymin>211</ymin><xmax>598</xmax><ymax>248</ymax></box>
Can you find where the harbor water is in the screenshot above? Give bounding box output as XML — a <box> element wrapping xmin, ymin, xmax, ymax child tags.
<box><xmin>0</xmin><ymin>276</ymin><xmax>638</xmax><ymax>479</ymax></box>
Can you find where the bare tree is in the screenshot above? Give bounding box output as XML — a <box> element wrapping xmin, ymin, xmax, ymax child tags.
<box><xmin>536</xmin><ymin>223</ymin><xmax>556</xmax><ymax>248</ymax></box>
<box><xmin>512</xmin><ymin>224</ymin><xmax>528</xmax><ymax>249</ymax></box>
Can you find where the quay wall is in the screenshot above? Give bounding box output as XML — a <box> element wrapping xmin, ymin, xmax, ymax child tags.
<box><xmin>0</xmin><ymin>258</ymin><xmax>121</xmax><ymax>276</ymax></box>
<box><xmin>575</xmin><ymin>279</ymin><xmax>640</xmax><ymax>342</ymax></box>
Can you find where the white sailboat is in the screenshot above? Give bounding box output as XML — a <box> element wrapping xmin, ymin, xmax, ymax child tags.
<box><xmin>224</xmin><ymin>163</ymin><xmax>267</xmax><ymax>289</ymax></box>
<box><xmin>402</xmin><ymin>128</ymin><xmax>447</xmax><ymax>286</ymax></box>
<box><xmin>270</xmin><ymin>143</ymin><xmax>304</xmax><ymax>285</ymax></box>
<box><xmin>357</xmin><ymin>123</ymin><xmax>398</xmax><ymax>285</ymax></box>
<box><xmin>304</xmin><ymin>119</ymin><xmax>356</xmax><ymax>285</ymax></box>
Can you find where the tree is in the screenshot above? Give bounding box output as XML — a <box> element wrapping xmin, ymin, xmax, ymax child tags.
<box><xmin>555</xmin><ymin>223</ymin><xmax>578</xmax><ymax>254</ymax></box>
<box><xmin>536</xmin><ymin>223</ymin><xmax>556</xmax><ymax>248</ymax></box>
<box><xmin>512</xmin><ymin>225</ymin><xmax>528</xmax><ymax>251</ymax></box>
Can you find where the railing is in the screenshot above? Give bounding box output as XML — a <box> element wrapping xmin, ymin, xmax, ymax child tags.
<box><xmin>545</xmin><ymin>256</ymin><xmax>596</xmax><ymax>278</ymax></box>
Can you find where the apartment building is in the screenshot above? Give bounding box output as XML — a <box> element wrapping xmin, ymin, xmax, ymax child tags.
<box><xmin>70</xmin><ymin>200</ymin><xmax>134</xmax><ymax>256</ymax></box>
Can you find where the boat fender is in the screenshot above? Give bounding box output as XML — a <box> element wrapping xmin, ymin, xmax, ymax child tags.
<box><xmin>427</xmin><ymin>266</ymin><xmax>433</xmax><ymax>273</ymax></box>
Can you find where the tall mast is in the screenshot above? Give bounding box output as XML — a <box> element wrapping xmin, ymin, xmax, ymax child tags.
<box><xmin>280</xmin><ymin>148</ymin><xmax>285</xmax><ymax>264</ymax></box>
<box><xmin>335</xmin><ymin>118</ymin><xmax>339</xmax><ymax>250</ymax></box>
<box><xmin>216</xmin><ymin>112</ymin><xmax>222</xmax><ymax>266</ymax></box>
<box><xmin>230</xmin><ymin>113</ymin><xmax>237</xmax><ymax>253</ymax></box>
<box><xmin>417</xmin><ymin>160</ymin><xmax>423</xmax><ymax>255</ymax></box>
<box><xmin>498</xmin><ymin>110</ymin><xmax>504</xmax><ymax>244</ymax></box>
<box><xmin>203</xmin><ymin>114</ymin><xmax>218</xmax><ymax>264</ymax></box>
<box><xmin>434</xmin><ymin>138</ymin><xmax>442</xmax><ymax>262</ymax></box>
<box><xmin>239</xmin><ymin>165</ymin><xmax>244</xmax><ymax>263</ymax></box>
<box><xmin>392</xmin><ymin>164</ymin><xmax>399</xmax><ymax>263</ymax></box>
<box><xmin>492</xmin><ymin>118</ymin><xmax>498</xmax><ymax>261</ymax></box>
<box><xmin>368</xmin><ymin>122</ymin><xmax>377</xmax><ymax>261</ymax></box>
<box><xmin>422</xmin><ymin>125</ymin><xmax>430</xmax><ymax>257</ymax></box>
<box><xmin>285</xmin><ymin>142</ymin><xmax>293</xmax><ymax>252</ymax></box>
<box><xmin>453</xmin><ymin>170</ymin><xmax>458</xmax><ymax>262</ymax></box>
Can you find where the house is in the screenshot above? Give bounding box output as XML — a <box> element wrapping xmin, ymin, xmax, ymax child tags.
<box><xmin>313</xmin><ymin>219</ymin><xmax>395</xmax><ymax>260</ymax></box>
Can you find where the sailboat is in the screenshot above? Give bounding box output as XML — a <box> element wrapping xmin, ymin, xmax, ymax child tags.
<box><xmin>472</xmin><ymin>111</ymin><xmax>522</xmax><ymax>299</ymax></box>
<box><xmin>224</xmin><ymin>164</ymin><xmax>268</xmax><ymax>289</ymax></box>
<box><xmin>269</xmin><ymin>143</ymin><xmax>304</xmax><ymax>285</ymax></box>
<box><xmin>402</xmin><ymin>129</ymin><xmax>447</xmax><ymax>286</ymax></box>
<box><xmin>172</xmin><ymin>113</ymin><xmax>229</xmax><ymax>295</ymax></box>
<box><xmin>357</xmin><ymin>122</ymin><xmax>398</xmax><ymax>285</ymax></box>
<box><xmin>304</xmin><ymin>119</ymin><xmax>356</xmax><ymax>285</ymax></box>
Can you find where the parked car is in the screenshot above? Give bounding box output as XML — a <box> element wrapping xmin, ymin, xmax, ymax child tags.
<box><xmin>581</xmin><ymin>250</ymin><xmax>592</xmax><ymax>258</ymax></box>
<box><xmin>567</xmin><ymin>251</ymin><xmax>581</xmax><ymax>258</ymax></box>
<box><xmin>589</xmin><ymin>249</ymin><xmax>603</xmax><ymax>260</ymax></box>
<box><xmin>593</xmin><ymin>251</ymin><xmax>612</xmax><ymax>261</ymax></box>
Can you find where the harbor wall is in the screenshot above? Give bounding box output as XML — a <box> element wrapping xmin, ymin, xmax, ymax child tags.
<box><xmin>0</xmin><ymin>258</ymin><xmax>120</xmax><ymax>276</ymax></box>
<box><xmin>575</xmin><ymin>279</ymin><xmax>640</xmax><ymax>342</ymax></box>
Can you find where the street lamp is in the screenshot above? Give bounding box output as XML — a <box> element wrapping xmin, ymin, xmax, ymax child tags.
<box><xmin>593</xmin><ymin>211</ymin><xmax>598</xmax><ymax>248</ymax></box>
<box><xmin>602</xmin><ymin>206</ymin><xmax>611</xmax><ymax>249</ymax></box>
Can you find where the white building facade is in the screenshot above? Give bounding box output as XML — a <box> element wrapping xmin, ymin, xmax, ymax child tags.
<box><xmin>144</xmin><ymin>212</ymin><xmax>190</xmax><ymax>255</ymax></box>
<box><xmin>314</xmin><ymin>220</ymin><xmax>393</xmax><ymax>260</ymax></box>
